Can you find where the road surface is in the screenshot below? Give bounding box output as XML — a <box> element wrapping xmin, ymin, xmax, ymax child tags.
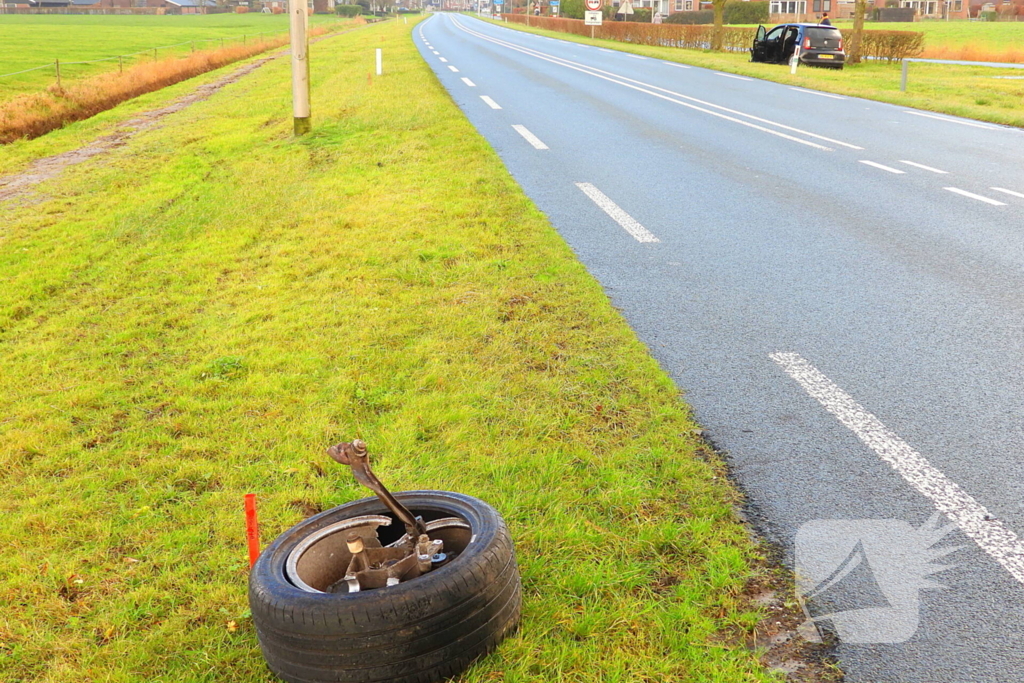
<box><xmin>416</xmin><ymin>14</ymin><xmax>1024</xmax><ymax>682</ymax></box>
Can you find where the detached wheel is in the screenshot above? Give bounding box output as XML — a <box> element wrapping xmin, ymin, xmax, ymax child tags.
<box><xmin>248</xmin><ymin>490</ymin><xmax>522</xmax><ymax>683</ymax></box>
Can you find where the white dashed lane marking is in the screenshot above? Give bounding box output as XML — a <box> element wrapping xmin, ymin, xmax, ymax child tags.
<box><xmin>461</xmin><ymin>77</ymin><xmax>476</xmax><ymax>87</ymax></box>
<box><xmin>480</xmin><ymin>95</ymin><xmax>502</xmax><ymax>109</ymax></box>
<box><xmin>448</xmin><ymin>65</ymin><xmax>459</xmax><ymax>72</ymax></box>
<box><xmin>772</xmin><ymin>352</ymin><xmax>1024</xmax><ymax>587</ymax></box>
<box><xmin>899</xmin><ymin>160</ymin><xmax>949</xmax><ymax>174</ymax></box>
<box><xmin>575</xmin><ymin>182</ymin><xmax>660</xmax><ymax>244</ymax></box>
<box><xmin>859</xmin><ymin>160</ymin><xmax>905</xmax><ymax>174</ymax></box>
<box><xmin>991</xmin><ymin>187</ymin><xmax>1024</xmax><ymax>200</ymax></box>
<box><xmin>439</xmin><ymin>57</ymin><xmax>448</xmax><ymax>62</ymax></box>
<box><xmin>511</xmin><ymin>124</ymin><xmax>548</xmax><ymax>150</ymax></box>
<box><xmin>944</xmin><ymin>187</ymin><xmax>1006</xmax><ymax>206</ymax></box>
<box><xmin>789</xmin><ymin>87</ymin><xmax>845</xmax><ymax>100</ymax></box>
<box><xmin>905</xmin><ymin>110</ymin><xmax>999</xmax><ymax>130</ymax></box>
<box><xmin>715</xmin><ymin>72</ymin><xmax>752</xmax><ymax>81</ymax></box>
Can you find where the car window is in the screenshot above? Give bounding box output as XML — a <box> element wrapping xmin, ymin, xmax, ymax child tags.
<box><xmin>765</xmin><ymin>26</ymin><xmax>785</xmax><ymax>42</ymax></box>
<box><xmin>806</xmin><ymin>27</ymin><xmax>841</xmax><ymax>40</ymax></box>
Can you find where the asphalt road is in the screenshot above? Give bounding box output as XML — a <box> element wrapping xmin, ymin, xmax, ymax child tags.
<box><xmin>415</xmin><ymin>14</ymin><xmax>1024</xmax><ymax>682</ymax></box>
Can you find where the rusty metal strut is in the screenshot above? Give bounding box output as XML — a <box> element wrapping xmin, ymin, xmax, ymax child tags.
<box><xmin>327</xmin><ymin>439</ymin><xmax>428</xmax><ymax>539</ymax></box>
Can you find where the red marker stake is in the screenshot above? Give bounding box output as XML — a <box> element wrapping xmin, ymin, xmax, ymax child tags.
<box><xmin>244</xmin><ymin>493</ymin><xmax>261</xmax><ymax>569</ymax></box>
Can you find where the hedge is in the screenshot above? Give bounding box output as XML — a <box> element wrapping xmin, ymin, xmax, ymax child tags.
<box><xmin>723</xmin><ymin>0</ymin><xmax>768</xmax><ymax>24</ymax></box>
<box><xmin>861</xmin><ymin>29</ymin><xmax>925</xmax><ymax>62</ymax></box>
<box><xmin>665</xmin><ymin>10</ymin><xmax>714</xmax><ymax>23</ymax></box>
<box><xmin>503</xmin><ymin>14</ymin><xmax>755</xmax><ymax>51</ymax></box>
<box><xmin>334</xmin><ymin>4</ymin><xmax>361</xmax><ymax>15</ymax></box>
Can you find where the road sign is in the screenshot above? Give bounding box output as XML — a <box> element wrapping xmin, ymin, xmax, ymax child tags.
<box><xmin>584</xmin><ymin>9</ymin><xmax>602</xmax><ymax>24</ymax></box>
<box><xmin>584</xmin><ymin>0</ymin><xmax>601</xmax><ymax>10</ymax></box>
<box><xmin>617</xmin><ymin>0</ymin><xmax>633</xmax><ymax>13</ymax></box>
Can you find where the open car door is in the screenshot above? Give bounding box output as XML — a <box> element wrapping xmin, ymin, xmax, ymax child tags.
<box><xmin>751</xmin><ymin>25</ymin><xmax>767</xmax><ymax>62</ymax></box>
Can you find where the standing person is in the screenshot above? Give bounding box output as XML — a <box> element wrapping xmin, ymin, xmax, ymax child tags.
<box><xmin>819</xmin><ymin>11</ymin><xmax>831</xmax><ymax>24</ymax></box>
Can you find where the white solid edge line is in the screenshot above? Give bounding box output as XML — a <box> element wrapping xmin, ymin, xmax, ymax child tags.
<box><xmin>859</xmin><ymin>160</ymin><xmax>906</xmax><ymax>174</ymax></box>
<box><xmin>449</xmin><ymin>18</ymin><xmax>858</xmax><ymax>151</ymax></box>
<box><xmin>511</xmin><ymin>124</ymin><xmax>549</xmax><ymax>150</ymax></box>
<box><xmin>904</xmin><ymin>110</ymin><xmax>998</xmax><ymax>130</ymax></box>
<box><xmin>715</xmin><ymin>72</ymin><xmax>752</xmax><ymax>81</ymax></box>
<box><xmin>771</xmin><ymin>352</ymin><xmax>1024</xmax><ymax>586</ymax></box>
<box><xmin>447</xmin><ymin>65</ymin><xmax>459</xmax><ymax>72</ymax></box>
<box><xmin>461</xmin><ymin>77</ymin><xmax>476</xmax><ymax>87</ymax></box>
<box><xmin>576</xmin><ymin>182</ymin><xmax>659</xmax><ymax>244</ymax></box>
<box><xmin>944</xmin><ymin>187</ymin><xmax>1006</xmax><ymax>206</ymax></box>
<box><xmin>991</xmin><ymin>187</ymin><xmax>1024</xmax><ymax>199</ymax></box>
<box><xmin>788</xmin><ymin>87</ymin><xmax>845</xmax><ymax>100</ymax></box>
<box><xmin>480</xmin><ymin>95</ymin><xmax>502</xmax><ymax>109</ymax></box>
<box><xmin>898</xmin><ymin>160</ymin><xmax>949</xmax><ymax>174</ymax></box>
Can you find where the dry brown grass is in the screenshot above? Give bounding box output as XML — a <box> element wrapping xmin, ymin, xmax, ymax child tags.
<box><xmin>0</xmin><ymin>24</ymin><xmax>346</xmax><ymax>144</ymax></box>
<box><xmin>920</xmin><ymin>44</ymin><xmax>1024</xmax><ymax>63</ymax></box>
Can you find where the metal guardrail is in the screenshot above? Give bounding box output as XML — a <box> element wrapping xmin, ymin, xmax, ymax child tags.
<box><xmin>901</xmin><ymin>56</ymin><xmax>1024</xmax><ymax>91</ymax></box>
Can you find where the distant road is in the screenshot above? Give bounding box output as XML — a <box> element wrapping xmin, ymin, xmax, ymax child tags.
<box><xmin>418</xmin><ymin>14</ymin><xmax>1024</xmax><ymax>683</ymax></box>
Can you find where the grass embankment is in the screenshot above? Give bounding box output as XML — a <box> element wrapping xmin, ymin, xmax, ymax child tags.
<box><xmin>0</xmin><ymin>15</ymin><xmax>782</xmax><ymax>683</ymax></box>
<box><xmin>0</xmin><ymin>21</ymin><xmax>359</xmax><ymax>144</ymax></box>
<box><xmin>489</xmin><ymin>18</ymin><xmax>1024</xmax><ymax>128</ymax></box>
<box><xmin>0</xmin><ymin>14</ymin><xmax>345</xmax><ymax>101</ymax></box>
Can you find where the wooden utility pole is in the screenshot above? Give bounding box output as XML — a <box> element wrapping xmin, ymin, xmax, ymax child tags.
<box><xmin>289</xmin><ymin>0</ymin><xmax>312</xmax><ymax>135</ymax></box>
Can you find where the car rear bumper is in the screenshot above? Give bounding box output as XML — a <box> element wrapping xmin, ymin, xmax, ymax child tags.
<box><xmin>801</xmin><ymin>51</ymin><xmax>846</xmax><ymax>66</ymax></box>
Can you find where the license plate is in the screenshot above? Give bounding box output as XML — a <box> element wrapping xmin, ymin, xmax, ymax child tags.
<box><xmin>818</xmin><ymin>54</ymin><xmax>834</xmax><ymax>59</ymax></box>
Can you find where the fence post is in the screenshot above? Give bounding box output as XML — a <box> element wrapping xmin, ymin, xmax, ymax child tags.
<box><xmin>376</xmin><ymin>47</ymin><xmax>382</xmax><ymax>75</ymax></box>
<box><xmin>900</xmin><ymin>59</ymin><xmax>908</xmax><ymax>91</ymax></box>
<box><xmin>55</xmin><ymin>58</ymin><xmax>61</xmax><ymax>88</ymax></box>
<box><xmin>153</xmin><ymin>48</ymin><xmax>157</xmax><ymax>61</ymax></box>
<box><xmin>119</xmin><ymin>55</ymin><xmax>123</xmax><ymax>73</ymax></box>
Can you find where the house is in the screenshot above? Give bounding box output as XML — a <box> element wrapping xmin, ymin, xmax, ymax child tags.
<box><xmin>773</xmin><ymin>0</ymin><xmax>971</xmax><ymax>22</ymax></box>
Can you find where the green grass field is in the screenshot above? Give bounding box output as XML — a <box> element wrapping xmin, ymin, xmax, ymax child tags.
<box><xmin>0</xmin><ymin>16</ymin><xmax>791</xmax><ymax>683</ymax></box>
<box><xmin>0</xmin><ymin>14</ymin><xmax>345</xmax><ymax>101</ymax></box>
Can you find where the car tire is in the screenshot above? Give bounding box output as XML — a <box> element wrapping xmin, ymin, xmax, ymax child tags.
<box><xmin>248</xmin><ymin>490</ymin><xmax>522</xmax><ymax>683</ymax></box>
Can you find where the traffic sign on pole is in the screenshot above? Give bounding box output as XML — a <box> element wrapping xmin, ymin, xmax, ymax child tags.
<box><xmin>584</xmin><ymin>0</ymin><xmax>601</xmax><ymax>10</ymax></box>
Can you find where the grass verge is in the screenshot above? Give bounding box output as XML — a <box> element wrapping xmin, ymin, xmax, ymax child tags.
<box><xmin>0</xmin><ymin>22</ymin><xmax>358</xmax><ymax>144</ymax></box>
<box><xmin>487</xmin><ymin>17</ymin><xmax>1024</xmax><ymax>128</ymax></box>
<box><xmin>1</xmin><ymin>14</ymin><xmax>792</xmax><ymax>683</ymax></box>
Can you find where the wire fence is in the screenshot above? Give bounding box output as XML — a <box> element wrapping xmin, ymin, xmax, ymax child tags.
<box><xmin>0</xmin><ymin>31</ymin><xmax>287</xmax><ymax>86</ymax></box>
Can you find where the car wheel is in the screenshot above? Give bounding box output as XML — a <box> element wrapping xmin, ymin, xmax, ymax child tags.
<box><xmin>249</xmin><ymin>490</ymin><xmax>522</xmax><ymax>683</ymax></box>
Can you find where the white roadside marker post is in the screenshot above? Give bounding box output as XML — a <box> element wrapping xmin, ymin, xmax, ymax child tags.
<box><xmin>790</xmin><ymin>47</ymin><xmax>800</xmax><ymax>75</ymax></box>
<box><xmin>376</xmin><ymin>48</ymin><xmax>383</xmax><ymax>76</ymax></box>
<box><xmin>289</xmin><ymin>0</ymin><xmax>311</xmax><ymax>135</ymax></box>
